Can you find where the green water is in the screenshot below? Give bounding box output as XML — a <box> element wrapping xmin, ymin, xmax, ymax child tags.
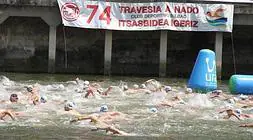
<box><xmin>0</xmin><ymin>72</ymin><xmax>252</xmax><ymax>140</ymax></box>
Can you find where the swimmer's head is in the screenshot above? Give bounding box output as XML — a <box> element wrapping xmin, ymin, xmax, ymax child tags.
<box><xmin>83</xmin><ymin>85</ymin><xmax>89</xmax><ymax>89</ymax></box>
<box><xmin>84</xmin><ymin>80</ymin><xmax>90</xmax><ymax>86</ymax></box>
<box><xmin>228</xmin><ymin>98</ymin><xmax>235</xmax><ymax>104</ymax></box>
<box><xmin>164</xmin><ymin>86</ymin><xmax>172</xmax><ymax>93</ymax></box>
<box><xmin>100</xmin><ymin>105</ymin><xmax>108</xmax><ymax>112</ymax></box>
<box><xmin>186</xmin><ymin>88</ymin><xmax>193</xmax><ymax>93</ymax></box>
<box><xmin>150</xmin><ymin>107</ymin><xmax>158</xmax><ymax>113</ymax></box>
<box><xmin>133</xmin><ymin>84</ymin><xmax>139</xmax><ymax>89</ymax></box>
<box><xmin>140</xmin><ymin>84</ymin><xmax>146</xmax><ymax>89</ymax></box>
<box><xmin>25</xmin><ymin>85</ymin><xmax>33</xmax><ymax>92</ymax></box>
<box><xmin>123</xmin><ymin>85</ymin><xmax>128</xmax><ymax>91</ymax></box>
<box><xmin>235</xmin><ymin>109</ymin><xmax>241</xmax><ymax>116</ymax></box>
<box><xmin>40</xmin><ymin>95</ymin><xmax>47</xmax><ymax>103</ymax></box>
<box><xmin>64</xmin><ymin>101</ymin><xmax>76</xmax><ymax>111</ymax></box>
<box><xmin>239</xmin><ymin>94</ymin><xmax>248</xmax><ymax>100</ymax></box>
<box><xmin>97</xmin><ymin>88</ymin><xmax>104</xmax><ymax>94</ymax></box>
<box><xmin>212</xmin><ymin>90</ymin><xmax>222</xmax><ymax>95</ymax></box>
<box><xmin>10</xmin><ymin>94</ymin><xmax>18</xmax><ymax>102</ymax></box>
<box><xmin>225</xmin><ymin>104</ymin><xmax>233</xmax><ymax>110</ymax></box>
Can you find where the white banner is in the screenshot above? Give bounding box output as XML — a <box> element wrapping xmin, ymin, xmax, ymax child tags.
<box><xmin>193</xmin><ymin>0</ymin><xmax>253</xmax><ymax>3</ymax></box>
<box><xmin>57</xmin><ymin>1</ymin><xmax>234</xmax><ymax>32</ymax></box>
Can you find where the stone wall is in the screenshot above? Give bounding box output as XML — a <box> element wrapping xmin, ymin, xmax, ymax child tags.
<box><xmin>0</xmin><ymin>16</ymin><xmax>253</xmax><ymax>78</ymax></box>
<box><xmin>0</xmin><ymin>17</ymin><xmax>49</xmax><ymax>72</ymax></box>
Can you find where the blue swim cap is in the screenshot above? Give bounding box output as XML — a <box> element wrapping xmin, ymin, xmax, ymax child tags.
<box><xmin>150</xmin><ymin>107</ymin><xmax>158</xmax><ymax>113</ymax></box>
<box><xmin>100</xmin><ymin>105</ymin><xmax>108</xmax><ymax>112</ymax></box>
<box><xmin>40</xmin><ymin>96</ymin><xmax>47</xmax><ymax>103</ymax></box>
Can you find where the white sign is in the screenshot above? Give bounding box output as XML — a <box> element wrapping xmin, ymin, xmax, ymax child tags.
<box><xmin>194</xmin><ymin>0</ymin><xmax>253</xmax><ymax>3</ymax></box>
<box><xmin>57</xmin><ymin>0</ymin><xmax>234</xmax><ymax>32</ymax></box>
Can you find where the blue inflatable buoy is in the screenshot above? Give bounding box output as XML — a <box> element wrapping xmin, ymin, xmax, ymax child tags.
<box><xmin>229</xmin><ymin>75</ymin><xmax>253</xmax><ymax>95</ymax></box>
<box><xmin>188</xmin><ymin>49</ymin><xmax>217</xmax><ymax>93</ymax></box>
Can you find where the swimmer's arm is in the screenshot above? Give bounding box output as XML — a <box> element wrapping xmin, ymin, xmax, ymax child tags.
<box><xmin>91</xmin><ymin>83</ymin><xmax>101</xmax><ymax>88</ymax></box>
<box><xmin>239</xmin><ymin>123</ymin><xmax>253</xmax><ymax>127</ymax></box>
<box><xmin>102</xmin><ymin>86</ymin><xmax>113</xmax><ymax>95</ymax></box>
<box><xmin>84</xmin><ymin>89</ymin><xmax>95</xmax><ymax>98</ymax></box>
<box><xmin>106</xmin><ymin>126</ymin><xmax>128</xmax><ymax>135</ymax></box>
<box><xmin>159</xmin><ymin>102</ymin><xmax>173</xmax><ymax>107</ymax></box>
<box><xmin>4</xmin><ymin>111</ymin><xmax>15</xmax><ymax>120</ymax></box>
<box><xmin>238</xmin><ymin>101</ymin><xmax>253</xmax><ymax>107</ymax></box>
<box><xmin>231</xmin><ymin>113</ymin><xmax>241</xmax><ymax>120</ymax></box>
<box><xmin>218</xmin><ymin>109</ymin><xmax>227</xmax><ymax>114</ymax></box>
<box><xmin>226</xmin><ymin>111</ymin><xmax>241</xmax><ymax>120</ymax></box>
<box><xmin>70</xmin><ymin>116</ymin><xmax>92</xmax><ymax>123</ymax></box>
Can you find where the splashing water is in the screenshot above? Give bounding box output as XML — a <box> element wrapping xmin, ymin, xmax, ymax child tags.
<box><xmin>187</xmin><ymin>94</ymin><xmax>214</xmax><ymax>108</ymax></box>
<box><xmin>0</xmin><ymin>74</ymin><xmax>252</xmax><ymax>140</ymax></box>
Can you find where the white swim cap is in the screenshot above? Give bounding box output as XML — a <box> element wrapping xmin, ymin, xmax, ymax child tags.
<box><xmin>140</xmin><ymin>84</ymin><xmax>146</xmax><ymax>89</ymax></box>
<box><xmin>25</xmin><ymin>85</ymin><xmax>33</xmax><ymax>92</ymax></box>
<box><xmin>250</xmin><ymin>108</ymin><xmax>253</xmax><ymax>113</ymax></box>
<box><xmin>84</xmin><ymin>80</ymin><xmax>90</xmax><ymax>85</ymax></box>
<box><xmin>97</xmin><ymin>88</ymin><xmax>104</xmax><ymax>93</ymax></box>
<box><xmin>133</xmin><ymin>84</ymin><xmax>139</xmax><ymax>89</ymax></box>
<box><xmin>40</xmin><ymin>95</ymin><xmax>47</xmax><ymax>103</ymax></box>
<box><xmin>239</xmin><ymin>94</ymin><xmax>248</xmax><ymax>100</ymax></box>
<box><xmin>228</xmin><ymin>98</ymin><xmax>235</xmax><ymax>104</ymax></box>
<box><xmin>225</xmin><ymin>104</ymin><xmax>233</xmax><ymax>110</ymax></box>
<box><xmin>59</xmin><ymin>84</ymin><xmax>65</xmax><ymax>89</ymax></box>
<box><xmin>186</xmin><ymin>88</ymin><xmax>192</xmax><ymax>93</ymax></box>
<box><xmin>65</xmin><ymin>101</ymin><xmax>76</xmax><ymax>110</ymax></box>
<box><xmin>123</xmin><ymin>85</ymin><xmax>128</xmax><ymax>91</ymax></box>
<box><xmin>75</xmin><ymin>88</ymin><xmax>83</xmax><ymax>93</ymax></box>
<box><xmin>164</xmin><ymin>86</ymin><xmax>172</xmax><ymax>93</ymax></box>
<box><xmin>100</xmin><ymin>105</ymin><xmax>108</xmax><ymax>112</ymax></box>
<box><xmin>233</xmin><ymin>97</ymin><xmax>239</xmax><ymax>102</ymax></box>
<box><xmin>150</xmin><ymin>107</ymin><xmax>158</xmax><ymax>113</ymax></box>
<box><xmin>235</xmin><ymin>109</ymin><xmax>241</xmax><ymax>115</ymax></box>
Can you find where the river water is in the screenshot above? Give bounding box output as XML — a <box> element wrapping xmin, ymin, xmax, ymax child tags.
<box><xmin>0</xmin><ymin>72</ymin><xmax>252</xmax><ymax>140</ymax></box>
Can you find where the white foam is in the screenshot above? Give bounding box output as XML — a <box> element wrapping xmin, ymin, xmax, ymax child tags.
<box><xmin>187</xmin><ymin>94</ymin><xmax>214</xmax><ymax>108</ymax></box>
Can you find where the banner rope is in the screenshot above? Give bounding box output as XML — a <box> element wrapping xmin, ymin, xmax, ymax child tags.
<box><xmin>63</xmin><ymin>26</ymin><xmax>68</xmax><ymax>69</ymax></box>
<box><xmin>231</xmin><ymin>32</ymin><xmax>236</xmax><ymax>74</ymax></box>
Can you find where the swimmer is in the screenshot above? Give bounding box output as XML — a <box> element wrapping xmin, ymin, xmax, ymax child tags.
<box><xmin>143</xmin><ymin>79</ymin><xmax>162</xmax><ymax>92</ymax></box>
<box><xmin>186</xmin><ymin>88</ymin><xmax>193</xmax><ymax>94</ymax></box>
<box><xmin>71</xmin><ymin>115</ymin><xmax>129</xmax><ymax>135</ymax></box>
<box><xmin>80</xmin><ymin>81</ymin><xmax>104</xmax><ymax>98</ymax></box>
<box><xmin>123</xmin><ymin>86</ymin><xmax>152</xmax><ymax>94</ymax></box>
<box><xmin>0</xmin><ymin>109</ymin><xmax>15</xmax><ymax>121</ymax></box>
<box><xmin>236</xmin><ymin>98</ymin><xmax>253</xmax><ymax>108</ymax></box>
<box><xmin>30</xmin><ymin>94</ymin><xmax>40</xmax><ymax>105</ymax></box>
<box><xmin>75</xmin><ymin>77</ymin><xmax>85</xmax><ymax>85</ymax></box>
<box><xmin>10</xmin><ymin>93</ymin><xmax>19</xmax><ymax>103</ymax></box>
<box><xmin>219</xmin><ymin>108</ymin><xmax>241</xmax><ymax>120</ymax></box>
<box><xmin>71</xmin><ymin>105</ymin><xmax>126</xmax><ymax>123</ymax></box>
<box><xmin>70</xmin><ymin>105</ymin><xmax>128</xmax><ymax>135</ymax></box>
<box><xmin>219</xmin><ymin>108</ymin><xmax>253</xmax><ymax>120</ymax></box>
<box><xmin>0</xmin><ymin>93</ymin><xmax>24</xmax><ymax>104</ymax></box>
<box><xmin>40</xmin><ymin>95</ymin><xmax>47</xmax><ymax>103</ymax></box>
<box><xmin>25</xmin><ymin>85</ymin><xmax>40</xmax><ymax>105</ymax></box>
<box><xmin>63</xmin><ymin>101</ymin><xmax>82</xmax><ymax>117</ymax></box>
<box><xmin>209</xmin><ymin>90</ymin><xmax>231</xmax><ymax>100</ymax></box>
<box><xmin>239</xmin><ymin>123</ymin><xmax>253</xmax><ymax>127</ymax></box>
<box><xmin>98</xmin><ymin>87</ymin><xmax>111</xmax><ymax>96</ymax></box>
<box><xmin>158</xmin><ymin>96</ymin><xmax>185</xmax><ymax>107</ymax></box>
<box><xmin>163</xmin><ymin>85</ymin><xmax>172</xmax><ymax>93</ymax></box>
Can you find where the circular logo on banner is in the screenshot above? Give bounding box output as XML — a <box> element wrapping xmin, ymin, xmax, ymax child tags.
<box><xmin>61</xmin><ymin>3</ymin><xmax>80</xmax><ymax>21</ymax></box>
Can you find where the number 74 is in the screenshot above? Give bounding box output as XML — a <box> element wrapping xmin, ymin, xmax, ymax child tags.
<box><xmin>86</xmin><ymin>5</ymin><xmax>111</xmax><ymax>25</ymax></box>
